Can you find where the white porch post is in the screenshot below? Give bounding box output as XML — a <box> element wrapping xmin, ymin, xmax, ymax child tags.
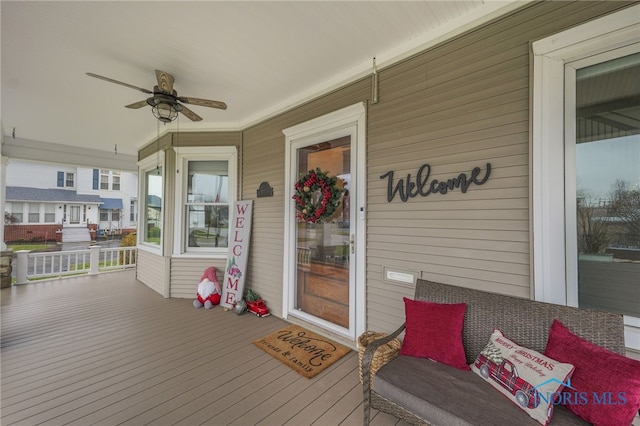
<box><xmin>16</xmin><ymin>250</ymin><xmax>29</xmax><ymax>284</ymax></box>
<box><xmin>89</xmin><ymin>245</ymin><xmax>100</xmax><ymax>275</ymax></box>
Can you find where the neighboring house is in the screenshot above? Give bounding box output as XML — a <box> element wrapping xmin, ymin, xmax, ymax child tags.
<box><xmin>4</xmin><ymin>159</ymin><xmax>138</xmax><ymax>242</ymax></box>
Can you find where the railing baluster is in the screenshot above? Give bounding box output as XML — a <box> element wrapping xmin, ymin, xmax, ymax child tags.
<box><xmin>20</xmin><ymin>246</ymin><xmax>137</xmax><ymax>282</ymax></box>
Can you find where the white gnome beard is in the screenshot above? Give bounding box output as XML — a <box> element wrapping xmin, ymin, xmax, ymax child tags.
<box><xmin>197</xmin><ymin>279</ymin><xmax>216</xmax><ymax>299</ymax></box>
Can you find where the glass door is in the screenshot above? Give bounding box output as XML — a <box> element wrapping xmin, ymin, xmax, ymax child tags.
<box><xmin>69</xmin><ymin>205</ymin><xmax>81</xmax><ymax>224</ymax></box>
<box><xmin>294</xmin><ymin>136</ymin><xmax>352</xmax><ymax>329</ymax></box>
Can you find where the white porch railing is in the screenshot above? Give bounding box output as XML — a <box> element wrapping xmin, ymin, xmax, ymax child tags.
<box><xmin>15</xmin><ymin>246</ymin><xmax>137</xmax><ymax>283</ymax></box>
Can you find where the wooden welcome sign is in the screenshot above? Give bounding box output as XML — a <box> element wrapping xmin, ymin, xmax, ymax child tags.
<box><xmin>221</xmin><ymin>200</ymin><xmax>253</xmax><ymax>309</ymax></box>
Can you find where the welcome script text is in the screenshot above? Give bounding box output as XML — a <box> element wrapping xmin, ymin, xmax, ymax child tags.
<box><xmin>380</xmin><ymin>163</ymin><xmax>492</xmax><ymax>202</ymax></box>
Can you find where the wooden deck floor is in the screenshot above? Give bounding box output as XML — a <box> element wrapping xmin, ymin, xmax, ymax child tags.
<box><xmin>1</xmin><ymin>271</ymin><xmax>405</xmax><ymax>426</ymax></box>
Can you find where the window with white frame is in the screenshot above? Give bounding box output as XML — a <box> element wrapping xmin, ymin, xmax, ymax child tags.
<box><xmin>11</xmin><ymin>203</ymin><xmax>23</xmax><ymax>223</ymax></box>
<box><xmin>100</xmin><ymin>170</ymin><xmax>110</xmax><ymax>190</ymax></box>
<box><xmin>28</xmin><ymin>203</ymin><xmax>40</xmax><ymax>223</ymax></box>
<box><xmin>175</xmin><ymin>147</ymin><xmax>237</xmax><ymax>255</ymax></box>
<box><xmin>138</xmin><ymin>153</ymin><xmax>164</xmax><ymax>251</ymax></box>
<box><xmin>112</xmin><ymin>172</ymin><xmax>121</xmax><ymax>190</ymax></box>
<box><xmin>532</xmin><ymin>5</ymin><xmax>639</xmax><ymax>349</ymax></box>
<box><xmin>44</xmin><ymin>204</ymin><xmax>55</xmax><ymax>222</ymax></box>
<box><xmin>65</xmin><ymin>172</ymin><xmax>75</xmax><ymax>187</ymax></box>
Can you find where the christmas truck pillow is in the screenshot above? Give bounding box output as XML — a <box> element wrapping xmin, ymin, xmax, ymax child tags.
<box><xmin>471</xmin><ymin>329</ymin><xmax>575</xmax><ymax>425</ymax></box>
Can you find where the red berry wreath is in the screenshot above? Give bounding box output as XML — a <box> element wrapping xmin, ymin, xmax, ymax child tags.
<box><xmin>292</xmin><ymin>168</ymin><xmax>345</xmax><ymax>223</ymax></box>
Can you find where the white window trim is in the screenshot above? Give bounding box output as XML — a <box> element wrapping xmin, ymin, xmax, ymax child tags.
<box><xmin>172</xmin><ymin>146</ymin><xmax>237</xmax><ymax>258</ymax></box>
<box><xmin>137</xmin><ymin>152</ymin><xmax>165</xmax><ymax>255</ymax></box>
<box><xmin>532</xmin><ymin>5</ymin><xmax>639</xmax><ymax>350</ymax></box>
<box><xmin>532</xmin><ymin>5</ymin><xmax>639</xmax><ymax>304</ymax></box>
<box><xmin>65</xmin><ymin>172</ymin><xmax>75</xmax><ymax>188</ymax></box>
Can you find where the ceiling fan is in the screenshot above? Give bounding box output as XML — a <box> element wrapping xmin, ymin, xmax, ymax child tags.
<box><xmin>86</xmin><ymin>69</ymin><xmax>227</xmax><ymax>123</ymax></box>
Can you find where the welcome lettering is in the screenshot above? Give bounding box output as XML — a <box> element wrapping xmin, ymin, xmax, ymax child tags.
<box><xmin>380</xmin><ymin>163</ymin><xmax>492</xmax><ymax>202</ymax></box>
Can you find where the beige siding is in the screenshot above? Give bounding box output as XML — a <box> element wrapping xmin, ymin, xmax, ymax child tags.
<box><xmin>240</xmin><ymin>127</ymin><xmax>287</xmax><ymax>317</ymax></box>
<box><xmin>138</xmin><ymin>131</ymin><xmax>243</xmax><ymax>299</ymax></box>
<box><xmin>241</xmin><ymin>84</ymin><xmax>371</xmax><ymax>318</ymax></box>
<box><xmin>136</xmin><ymin>249</ymin><xmax>167</xmax><ymax>295</ymax></box>
<box><xmin>239</xmin><ymin>0</ymin><xmax>636</xmax><ymax>335</ymax></box>
<box><xmin>362</xmin><ymin>0</ymin><xmax>636</xmax><ymax>334</ymax></box>
<box><xmin>136</xmin><ymin>1</ymin><xmax>637</xmax><ymax>338</ymax></box>
<box><xmin>169</xmin><ymin>257</ymin><xmax>227</xmax><ymax>299</ymax></box>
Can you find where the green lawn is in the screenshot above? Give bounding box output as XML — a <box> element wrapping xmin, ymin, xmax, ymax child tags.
<box><xmin>6</xmin><ymin>242</ymin><xmax>57</xmax><ymax>252</ymax></box>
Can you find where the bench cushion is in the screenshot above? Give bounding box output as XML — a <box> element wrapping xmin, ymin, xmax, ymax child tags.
<box><xmin>374</xmin><ymin>355</ymin><xmax>590</xmax><ymax>425</ymax></box>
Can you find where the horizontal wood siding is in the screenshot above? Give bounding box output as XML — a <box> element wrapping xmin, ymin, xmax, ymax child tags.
<box><xmin>134</xmin><ymin>1</ymin><xmax>637</xmax><ymax>339</ymax></box>
<box><xmin>242</xmin><ymin>82</ymin><xmax>371</xmax><ymax>318</ymax></box>
<box><xmin>136</xmin><ymin>249</ymin><xmax>166</xmax><ymax>295</ymax></box>
<box><xmin>140</xmin><ymin>131</ymin><xmax>243</xmax><ymax>299</ymax></box>
<box><xmin>138</xmin><ymin>133</ymin><xmax>172</xmax><ymax>161</ymax></box>
<box><xmin>363</xmin><ymin>0</ymin><xmax>637</xmax><ymax>333</ymax></box>
<box><xmin>169</xmin><ymin>257</ymin><xmax>226</xmax><ymax>299</ymax></box>
<box><xmin>138</xmin><ymin>131</ymin><xmax>242</xmax><ymax>161</ymax></box>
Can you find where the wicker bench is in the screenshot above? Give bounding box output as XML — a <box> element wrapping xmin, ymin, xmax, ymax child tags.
<box><xmin>361</xmin><ymin>279</ymin><xmax>626</xmax><ymax>425</ymax></box>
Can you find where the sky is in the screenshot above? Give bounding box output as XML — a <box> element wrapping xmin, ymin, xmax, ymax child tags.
<box><xmin>576</xmin><ymin>134</ymin><xmax>640</xmax><ymax>201</ymax></box>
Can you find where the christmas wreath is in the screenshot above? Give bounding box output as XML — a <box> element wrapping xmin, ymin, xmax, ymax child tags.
<box><xmin>292</xmin><ymin>168</ymin><xmax>345</xmax><ymax>223</ymax></box>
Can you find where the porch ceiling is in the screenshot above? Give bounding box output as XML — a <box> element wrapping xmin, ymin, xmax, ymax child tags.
<box><xmin>1</xmin><ymin>0</ymin><xmax>524</xmax><ymax>166</ymax></box>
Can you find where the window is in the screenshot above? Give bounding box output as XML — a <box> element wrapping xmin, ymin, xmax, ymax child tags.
<box><xmin>141</xmin><ymin>164</ymin><xmax>163</xmax><ymax>247</ymax></box>
<box><xmin>112</xmin><ymin>173</ymin><xmax>121</xmax><ymax>191</ymax></box>
<box><xmin>100</xmin><ymin>170</ymin><xmax>109</xmax><ymax>190</ymax></box>
<box><xmin>532</xmin><ymin>6</ymin><xmax>639</xmax><ymax>350</ymax></box>
<box><xmin>112</xmin><ymin>210</ymin><xmax>120</xmax><ymax>222</ymax></box>
<box><xmin>44</xmin><ymin>204</ymin><xmax>55</xmax><ymax>222</ymax></box>
<box><xmin>570</xmin><ymin>53</ymin><xmax>639</xmax><ymax>318</ymax></box>
<box><xmin>130</xmin><ymin>199</ymin><xmax>138</xmax><ymax>223</ymax></box>
<box><xmin>65</xmin><ymin>172</ymin><xmax>74</xmax><ymax>187</ymax></box>
<box><xmin>175</xmin><ymin>147</ymin><xmax>237</xmax><ymax>254</ymax></box>
<box><xmin>11</xmin><ymin>203</ymin><xmax>23</xmax><ymax>223</ymax></box>
<box><xmin>58</xmin><ymin>171</ymin><xmax>75</xmax><ymax>188</ymax></box>
<box><xmin>99</xmin><ymin>209</ymin><xmax>109</xmax><ymax>222</ymax></box>
<box><xmin>28</xmin><ymin>203</ymin><xmax>40</xmax><ymax>223</ymax></box>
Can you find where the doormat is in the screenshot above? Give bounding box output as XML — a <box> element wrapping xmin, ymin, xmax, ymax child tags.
<box><xmin>253</xmin><ymin>324</ymin><xmax>351</xmax><ymax>379</ymax></box>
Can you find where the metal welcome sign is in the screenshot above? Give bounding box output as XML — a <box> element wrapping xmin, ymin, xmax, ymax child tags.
<box><xmin>380</xmin><ymin>163</ymin><xmax>492</xmax><ymax>202</ymax></box>
<box><xmin>221</xmin><ymin>200</ymin><xmax>253</xmax><ymax>309</ymax></box>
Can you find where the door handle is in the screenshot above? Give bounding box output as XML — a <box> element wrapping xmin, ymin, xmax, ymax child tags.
<box><xmin>350</xmin><ymin>234</ymin><xmax>355</xmax><ymax>254</ymax></box>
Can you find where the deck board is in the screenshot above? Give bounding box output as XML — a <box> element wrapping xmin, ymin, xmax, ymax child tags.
<box><xmin>1</xmin><ymin>271</ymin><xmax>407</xmax><ymax>425</ymax></box>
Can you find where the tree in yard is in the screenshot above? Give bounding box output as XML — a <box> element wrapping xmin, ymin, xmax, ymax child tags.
<box><xmin>577</xmin><ymin>188</ymin><xmax>610</xmax><ymax>254</ymax></box>
<box><xmin>4</xmin><ymin>212</ymin><xmax>18</xmax><ymax>225</ymax></box>
<box><xmin>607</xmin><ymin>179</ymin><xmax>640</xmax><ymax>248</ymax></box>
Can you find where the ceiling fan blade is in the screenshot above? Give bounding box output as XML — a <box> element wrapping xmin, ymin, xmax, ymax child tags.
<box><xmin>180</xmin><ymin>96</ymin><xmax>227</xmax><ymax>110</ymax></box>
<box><xmin>86</xmin><ymin>73</ymin><xmax>152</xmax><ymax>94</ymax></box>
<box><xmin>125</xmin><ymin>100</ymin><xmax>149</xmax><ymax>109</ymax></box>
<box><xmin>155</xmin><ymin>70</ymin><xmax>175</xmax><ymax>94</ymax></box>
<box><xmin>180</xmin><ymin>105</ymin><xmax>203</xmax><ymax>122</ymax></box>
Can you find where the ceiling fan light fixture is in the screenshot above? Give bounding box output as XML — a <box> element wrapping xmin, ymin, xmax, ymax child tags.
<box><xmin>87</xmin><ymin>70</ymin><xmax>225</xmax><ymax>123</ymax></box>
<box><xmin>152</xmin><ymin>102</ymin><xmax>179</xmax><ymax>123</ymax></box>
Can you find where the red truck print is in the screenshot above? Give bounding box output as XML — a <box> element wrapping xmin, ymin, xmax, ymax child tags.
<box><xmin>246</xmin><ymin>299</ymin><xmax>270</xmax><ymax>317</ymax></box>
<box><xmin>475</xmin><ymin>354</ymin><xmax>539</xmax><ymax>409</ymax></box>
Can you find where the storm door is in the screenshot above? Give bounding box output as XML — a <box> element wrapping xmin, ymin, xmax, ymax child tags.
<box><xmin>68</xmin><ymin>205</ymin><xmax>81</xmax><ymax>225</ymax></box>
<box><xmin>283</xmin><ymin>103</ymin><xmax>366</xmax><ymax>341</ymax></box>
<box><xmin>295</xmin><ymin>136</ymin><xmax>352</xmax><ymax>329</ymax></box>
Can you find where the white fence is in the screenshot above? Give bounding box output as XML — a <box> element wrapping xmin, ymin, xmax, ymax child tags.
<box><xmin>15</xmin><ymin>246</ymin><xmax>137</xmax><ymax>283</ymax></box>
